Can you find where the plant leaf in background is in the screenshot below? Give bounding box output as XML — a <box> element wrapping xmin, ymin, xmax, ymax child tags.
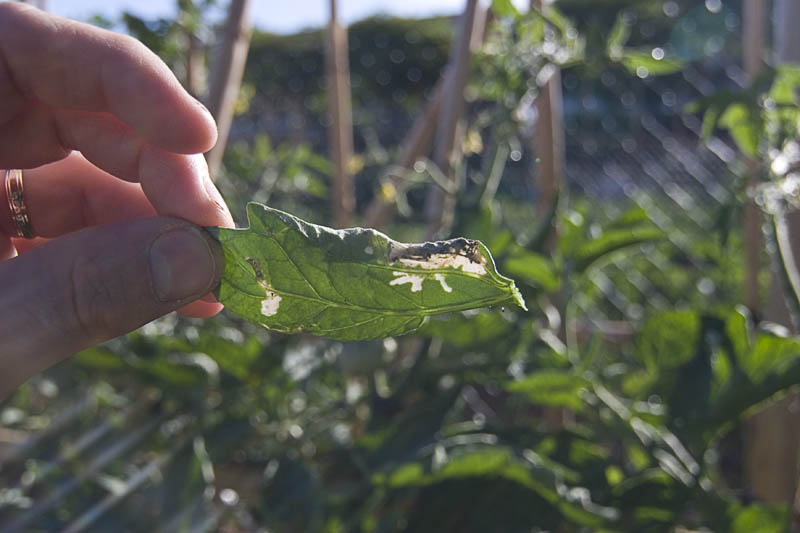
<box><xmin>490</xmin><ymin>0</ymin><xmax>519</xmax><ymax>18</ymax></box>
<box><xmin>507</xmin><ymin>370</ymin><xmax>589</xmax><ymax>411</ymax></box>
<box><xmin>619</xmin><ymin>52</ymin><xmax>683</xmax><ymax>76</ymax></box>
<box><xmin>210</xmin><ymin>203</ymin><xmax>526</xmax><ymax>341</ymax></box>
<box><xmin>605</xmin><ymin>12</ymin><xmax>683</xmax><ymax>76</ymax></box>
<box><xmin>504</xmin><ymin>251</ymin><xmax>560</xmax><ymax>292</ymax></box>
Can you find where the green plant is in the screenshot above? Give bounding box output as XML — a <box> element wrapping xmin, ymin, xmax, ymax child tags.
<box><xmin>3</xmin><ymin>2</ymin><xmax>800</xmax><ymax>531</ymax></box>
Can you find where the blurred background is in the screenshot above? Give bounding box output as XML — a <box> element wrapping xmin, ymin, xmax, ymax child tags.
<box><xmin>3</xmin><ymin>0</ymin><xmax>800</xmax><ymax>530</ymax></box>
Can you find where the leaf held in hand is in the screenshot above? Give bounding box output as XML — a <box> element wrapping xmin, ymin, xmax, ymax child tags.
<box><xmin>211</xmin><ymin>203</ymin><xmax>526</xmax><ymax>341</ymax></box>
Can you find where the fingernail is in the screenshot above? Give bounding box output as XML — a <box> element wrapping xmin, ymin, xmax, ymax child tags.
<box><xmin>148</xmin><ymin>227</ymin><xmax>218</xmax><ymax>302</ymax></box>
<box><xmin>204</xmin><ymin>176</ymin><xmax>235</xmax><ymax>227</ymax></box>
<box><xmin>201</xmin><ymin>293</ymin><xmax>219</xmax><ymax>303</ymax></box>
<box><xmin>195</xmin><ymin>98</ymin><xmax>212</xmax><ymax>117</ymax></box>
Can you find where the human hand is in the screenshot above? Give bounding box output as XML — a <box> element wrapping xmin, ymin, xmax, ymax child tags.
<box><xmin>0</xmin><ymin>3</ymin><xmax>235</xmax><ymax>395</ymax></box>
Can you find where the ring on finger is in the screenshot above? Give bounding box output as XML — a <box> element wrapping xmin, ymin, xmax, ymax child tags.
<box><xmin>4</xmin><ymin>169</ymin><xmax>35</xmax><ymax>239</ymax></box>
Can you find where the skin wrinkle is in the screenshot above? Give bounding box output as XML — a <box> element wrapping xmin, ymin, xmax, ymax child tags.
<box><xmin>186</xmin><ymin>153</ymin><xmax>216</xmax><ymax>200</ymax></box>
<box><xmin>0</xmin><ymin>47</ymin><xmax>26</xmax><ymax>126</ymax></box>
<box><xmin>52</xmin><ymin>22</ymin><xmax>86</xmax><ymax>108</ymax></box>
<box><xmin>98</xmin><ymin>35</ymin><xmax>127</xmax><ymax>117</ymax></box>
<box><xmin>0</xmin><ymin>4</ymin><xmax>44</xmax><ymax>99</ymax></box>
<box><xmin>9</xmin><ymin>7</ymin><xmax>77</xmax><ymax>106</ymax></box>
<box><xmin>141</xmin><ymin>151</ymin><xmax>204</xmax><ymax>218</ymax></box>
<box><xmin>51</xmin><ymin>113</ymin><xmax>76</xmax><ymax>161</ymax></box>
<box><xmin>53</xmin><ymin>110</ymin><xmax>148</xmax><ymax>183</ymax></box>
<box><xmin>76</xmin><ymin>179</ymin><xmax>94</xmax><ymax>231</ymax></box>
<box><xmin>8</xmin><ymin>288</ymin><xmax>52</xmax><ymax>356</ymax></box>
<box><xmin>0</xmin><ymin>97</ymin><xmax>29</xmax><ymax>135</ymax></box>
<box><xmin>69</xmin><ymin>251</ymin><xmax>111</xmax><ymax>346</ymax></box>
<box><xmin>19</xmin><ymin>240</ymin><xmax>80</xmax><ymax>345</ymax></box>
<box><xmin>0</xmin><ymin>104</ymin><xmax>55</xmax><ymax>168</ymax></box>
<box><xmin>99</xmin><ymin>111</ymin><xmax>147</xmax><ymax>182</ymax></box>
<box><xmin>204</xmin><ymin>175</ymin><xmax>229</xmax><ymax>215</ymax></box>
<box><xmin>103</xmin><ymin>34</ymin><xmax>163</xmax><ymax>124</ymax></box>
<box><xmin>122</xmin><ymin>119</ymin><xmax>148</xmax><ymax>181</ymax></box>
<box><xmin>130</xmin><ymin>136</ymin><xmax>147</xmax><ymax>186</ymax></box>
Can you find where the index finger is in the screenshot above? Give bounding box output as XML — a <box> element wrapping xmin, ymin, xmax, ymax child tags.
<box><xmin>0</xmin><ymin>3</ymin><xmax>217</xmax><ymax>154</ymax></box>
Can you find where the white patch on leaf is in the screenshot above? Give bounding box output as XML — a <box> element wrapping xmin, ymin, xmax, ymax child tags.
<box><xmin>389</xmin><ymin>272</ymin><xmax>425</xmax><ymax>292</ymax></box>
<box><xmin>434</xmin><ymin>273</ymin><xmax>453</xmax><ymax>292</ymax></box>
<box><xmin>261</xmin><ymin>290</ymin><xmax>282</xmax><ymax>316</ymax></box>
<box><xmin>396</xmin><ymin>254</ymin><xmax>487</xmax><ymax>275</ymax></box>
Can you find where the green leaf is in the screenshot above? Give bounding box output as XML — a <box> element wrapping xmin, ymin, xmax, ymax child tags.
<box><xmin>729</xmin><ymin>503</ymin><xmax>790</xmax><ymax>533</ymax></box>
<box><xmin>75</xmin><ymin>347</ymin><xmax>127</xmax><ymax>370</ymax></box>
<box><xmin>699</xmin><ymin>104</ymin><xmax>723</xmax><ymax>140</ymax></box>
<box><xmin>574</xmin><ymin>226</ymin><xmax>663</xmax><ymax>273</ymax></box>
<box><xmin>620</xmin><ymin>52</ymin><xmax>683</xmax><ymax>76</ymax></box>
<box><xmin>606</xmin><ymin>14</ymin><xmax>630</xmax><ymax>58</ymax></box>
<box><xmin>262</xmin><ymin>455</ymin><xmax>323</xmax><ymax>532</ymax></box>
<box><xmin>491</xmin><ymin>0</ymin><xmax>518</xmax><ymax>18</ymax></box>
<box><xmin>604</xmin><ymin>207</ymin><xmax>650</xmax><ymax>229</ymax></box>
<box><xmin>685</xmin><ymin>90</ymin><xmax>745</xmax><ymax>140</ymax></box>
<box><xmin>769</xmin><ymin>65</ymin><xmax>800</xmax><ymax>104</ymax></box>
<box><xmin>503</xmin><ymin>251</ymin><xmax>560</xmax><ymax>292</ymax></box>
<box><xmin>744</xmin><ymin>333</ymin><xmax>800</xmax><ymax>383</ymax></box>
<box><xmin>76</xmin><ymin>343</ymin><xmax>209</xmax><ymax>387</ymax></box>
<box><xmin>719</xmin><ymin>102</ymin><xmax>761</xmax><ymax>157</ymax></box>
<box><xmin>192</xmin><ymin>333</ymin><xmax>262</xmax><ymax>381</ymax></box>
<box><xmin>507</xmin><ymin>371</ymin><xmax>588</xmax><ymax>411</ymax></box>
<box><xmin>381</xmin><ymin>447</ymin><xmax>617</xmax><ymax>527</ymax></box>
<box><xmin>212</xmin><ymin>203</ymin><xmax>525</xmax><ymax>341</ymax></box>
<box><xmin>636</xmin><ymin>311</ymin><xmax>700</xmax><ymax>370</ymax></box>
<box><xmin>360</xmin><ymin>388</ymin><xmax>462</xmax><ymax>468</ymax></box>
<box><xmin>418</xmin><ymin>311</ymin><xmax>514</xmax><ymax>347</ymax></box>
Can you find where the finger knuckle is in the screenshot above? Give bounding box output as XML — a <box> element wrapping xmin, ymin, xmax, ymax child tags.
<box><xmin>113</xmin><ymin>33</ymin><xmax>153</xmax><ymax>63</ymax></box>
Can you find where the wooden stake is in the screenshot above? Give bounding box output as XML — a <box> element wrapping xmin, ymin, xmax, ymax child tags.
<box><xmin>531</xmin><ymin>0</ymin><xmax>565</xmax><ymax>219</ymax></box>
<box><xmin>746</xmin><ymin>0</ymin><xmax>800</xmax><ymax>517</ymax></box>
<box><xmin>185</xmin><ymin>33</ymin><xmax>206</xmax><ymax>98</ymax></box>
<box><xmin>326</xmin><ymin>0</ymin><xmax>356</xmax><ymax>228</ymax></box>
<box><xmin>205</xmin><ymin>0</ymin><xmax>253</xmax><ymax>178</ymax></box>
<box><xmin>364</xmin><ymin>5</ymin><xmax>489</xmax><ymax>231</ymax></box>
<box><xmin>423</xmin><ymin>0</ymin><xmax>480</xmax><ymax>239</ymax></box>
<box><xmin>179</xmin><ymin>0</ymin><xmax>206</xmax><ymax>98</ymax></box>
<box><xmin>743</xmin><ymin>0</ymin><xmax>765</xmax><ymax>314</ymax></box>
<box><xmin>534</xmin><ymin>67</ymin><xmax>564</xmax><ymax>216</ymax></box>
<box><xmin>363</xmin><ymin>80</ymin><xmax>445</xmax><ymax>229</ymax></box>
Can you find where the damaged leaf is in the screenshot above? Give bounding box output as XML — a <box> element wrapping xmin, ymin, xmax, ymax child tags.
<box><xmin>210</xmin><ymin>203</ymin><xmax>526</xmax><ymax>341</ymax></box>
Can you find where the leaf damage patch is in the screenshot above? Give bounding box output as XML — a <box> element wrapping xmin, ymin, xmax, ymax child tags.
<box><xmin>389</xmin><ymin>238</ymin><xmax>488</xmax><ymax>275</ymax></box>
<box><xmin>389</xmin><ymin>272</ymin><xmax>425</xmax><ymax>292</ymax></box>
<box><xmin>257</xmin><ymin>280</ymin><xmax>282</xmax><ymax>316</ymax></box>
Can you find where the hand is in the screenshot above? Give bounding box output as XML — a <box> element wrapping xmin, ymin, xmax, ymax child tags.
<box><xmin>0</xmin><ymin>3</ymin><xmax>235</xmax><ymax>395</ymax></box>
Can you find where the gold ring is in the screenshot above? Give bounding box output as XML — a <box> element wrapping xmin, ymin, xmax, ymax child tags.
<box><xmin>4</xmin><ymin>169</ymin><xmax>34</xmax><ymax>239</ymax></box>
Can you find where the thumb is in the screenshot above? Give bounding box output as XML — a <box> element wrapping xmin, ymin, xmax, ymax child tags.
<box><xmin>0</xmin><ymin>217</ymin><xmax>223</xmax><ymax>395</ymax></box>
